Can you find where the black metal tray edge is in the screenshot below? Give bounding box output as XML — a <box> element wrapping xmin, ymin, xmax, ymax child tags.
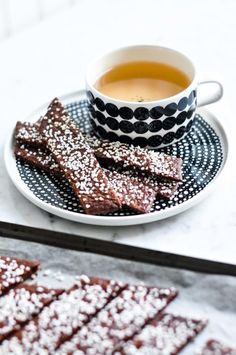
<box><xmin>0</xmin><ymin>221</ymin><xmax>236</xmax><ymax>277</ymax></box>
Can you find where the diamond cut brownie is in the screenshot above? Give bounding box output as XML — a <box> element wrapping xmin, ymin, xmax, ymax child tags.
<box><xmin>0</xmin><ymin>276</ymin><xmax>125</xmax><ymax>354</ymax></box>
<box><xmin>58</xmin><ymin>285</ymin><xmax>177</xmax><ymax>354</ymax></box>
<box><xmin>0</xmin><ymin>284</ymin><xmax>63</xmax><ymax>343</ymax></box>
<box><xmin>198</xmin><ymin>339</ymin><xmax>236</xmax><ymax>355</ymax></box>
<box><xmin>117</xmin><ymin>313</ymin><xmax>207</xmax><ymax>355</ymax></box>
<box><xmin>0</xmin><ymin>256</ymin><xmax>39</xmax><ymax>295</ymax></box>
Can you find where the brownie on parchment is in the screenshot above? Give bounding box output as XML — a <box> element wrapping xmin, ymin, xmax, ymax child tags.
<box><xmin>0</xmin><ymin>276</ymin><xmax>125</xmax><ymax>354</ymax></box>
<box><xmin>198</xmin><ymin>339</ymin><xmax>236</xmax><ymax>355</ymax></box>
<box><xmin>0</xmin><ymin>284</ymin><xmax>63</xmax><ymax>343</ymax></box>
<box><xmin>0</xmin><ymin>256</ymin><xmax>39</xmax><ymax>296</ymax></box>
<box><xmin>118</xmin><ymin>313</ymin><xmax>207</xmax><ymax>355</ymax></box>
<box><xmin>58</xmin><ymin>284</ymin><xmax>177</xmax><ymax>354</ymax></box>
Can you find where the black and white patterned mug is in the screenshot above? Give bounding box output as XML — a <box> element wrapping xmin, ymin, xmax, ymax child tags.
<box><xmin>86</xmin><ymin>45</ymin><xmax>223</xmax><ymax>148</ymax></box>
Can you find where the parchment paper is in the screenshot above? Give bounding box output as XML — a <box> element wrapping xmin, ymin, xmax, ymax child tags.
<box><xmin>0</xmin><ymin>236</ymin><xmax>235</xmax><ymax>354</ymax></box>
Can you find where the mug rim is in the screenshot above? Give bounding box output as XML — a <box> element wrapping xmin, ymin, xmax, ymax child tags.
<box><xmin>86</xmin><ymin>44</ymin><xmax>197</xmax><ymax>106</ymax></box>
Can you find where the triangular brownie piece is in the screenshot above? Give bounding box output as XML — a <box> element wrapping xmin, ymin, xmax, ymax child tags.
<box><xmin>0</xmin><ymin>284</ymin><xmax>63</xmax><ymax>343</ymax></box>
<box><xmin>0</xmin><ymin>256</ymin><xmax>39</xmax><ymax>295</ymax></box>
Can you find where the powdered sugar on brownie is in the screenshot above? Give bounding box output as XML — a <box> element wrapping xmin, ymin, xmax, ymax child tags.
<box><xmin>0</xmin><ymin>284</ymin><xmax>63</xmax><ymax>343</ymax></box>
<box><xmin>0</xmin><ymin>277</ymin><xmax>124</xmax><ymax>354</ymax></box>
<box><xmin>105</xmin><ymin>169</ymin><xmax>156</xmax><ymax>213</ymax></box>
<box><xmin>15</xmin><ymin>144</ymin><xmax>61</xmax><ymax>175</ymax></box>
<box><xmin>117</xmin><ymin>168</ymin><xmax>180</xmax><ymax>200</ymax></box>
<box><xmin>15</xmin><ymin>122</ymin><xmax>43</xmax><ymax>147</ymax></box>
<box><xmin>118</xmin><ymin>313</ymin><xmax>207</xmax><ymax>355</ymax></box>
<box><xmin>198</xmin><ymin>339</ymin><xmax>236</xmax><ymax>355</ymax></box>
<box><xmin>0</xmin><ymin>256</ymin><xmax>39</xmax><ymax>295</ymax></box>
<box><xmin>95</xmin><ymin>141</ymin><xmax>183</xmax><ymax>182</ymax></box>
<box><xmin>58</xmin><ymin>285</ymin><xmax>177</xmax><ymax>354</ymax></box>
<box><xmin>39</xmin><ymin>98</ymin><xmax>121</xmax><ymax>215</ymax></box>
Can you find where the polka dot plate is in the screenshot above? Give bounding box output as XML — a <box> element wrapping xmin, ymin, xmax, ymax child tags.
<box><xmin>4</xmin><ymin>90</ymin><xmax>228</xmax><ymax>226</ymax></box>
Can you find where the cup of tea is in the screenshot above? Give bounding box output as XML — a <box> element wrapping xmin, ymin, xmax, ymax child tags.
<box><xmin>86</xmin><ymin>45</ymin><xmax>223</xmax><ymax>148</ymax></box>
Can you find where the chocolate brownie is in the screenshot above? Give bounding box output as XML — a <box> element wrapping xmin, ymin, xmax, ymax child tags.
<box><xmin>15</xmin><ymin>122</ymin><xmax>98</xmax><ymax>150</ymax></box>
<box><xmin>15</xmin><ymin>144</ymin><xmax>156</xmax><ymax>213</ymax></box>
<box><xmin>118</xmin><ymin>313</ymin><xmax>207</xmax><ymax>354</ymax></box>
<box><xmin>58</xmin><ymin>285</ymin><xmax>177</xmax><ymax>354</ymax></box>
<box><xmin>145</xmin><ymin>176</ymin><xmax>180</xmax><ymax>199</ymax></box>
<box><xmin>199</xmin><ymin>339</ymin><xmax>236</xmax><ymax>355</ymax></box>
<box><xmin>0</xmin><ymin>276</ymin><xmax>125</xmax><ymax>354</ymax></box>
<box><xmin>105</xmin><ymin>169</ymin><xmax>157</xmax><ymax>213</ymax></box>
<box><xmin>15</xmin><ymin>121</ymin><xmax>44</xmax><ymax>147</ymax></box>
<box><xmin>94</xmin><ymin>141</ymin><xmax>183</xmax><ymax>182</ymax></box>
<box><xmin>0</xmin><ymin>284</ymin><xmax>63</xmax><ymax>343</ymax></box>
<box><xmin>39</xmin><ymin>98</ymin><xmax>122</xmax><ymax>215</ymax></box>
<box><xmin>0</xmin><ymin>256</ymin><xmax>39</xmax><ymax>295</ymax></box>
<box><xmin>107</xmin><ymin>167</ymin><xmax>180</xmax><ymax>200</ymax></box>
<box><xmin>15</xmin><ymin>144</ymin><xmax>61</xmax><ymax>175</ymax></box>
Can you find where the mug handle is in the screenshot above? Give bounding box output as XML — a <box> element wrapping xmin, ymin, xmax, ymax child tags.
<box><xmin>197</xmin><ymin>80</ymin><xmax>223</xmax><ymax>107</ymax></box>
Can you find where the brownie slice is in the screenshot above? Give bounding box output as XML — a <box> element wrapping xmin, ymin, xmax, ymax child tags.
<box><xmin>199</xmin><ymin>339</ymin><xmax>236</xmax><ymax>355</ymax></box>
<box><xmin>0</xmin><ymin>256</ymin><xmax>39</xmax><ymax>295</ymax></box>
<box><xmin>105</xmin><ymin>169</ymin><xmax>156</xmax><ymax>213</ymax></box>
<box><xmin>39</xmin><ymin>98</ymin><xmax>122</xmax><ymax>215</ymax></box>
<box><xmin>144</xmin><ymin>176</ymin><xmax>180</xmax><ymax>199</ymax></box>
<box><xmin>106</xmin><ymin>167</ymin><xmax>180</xmax><ymax>200</ymax></box>
<box><xmin>94</xmin><ymin>141</ymin><xmax>183</xmax><ymax>182</ymax></box>
<box><xmin>58</xmin><ymin>285</ymin><xmax>177</xmax><ymax>354</ymax></box>
<box><xmin>15</xmin><ymin>121</ymin><xmax>44</xmax><ymax>148</ymax></box>
<box><xmin>0</xmin><ymin>284</ymin><xmax>63</xmax><ymax>343</ymax></box>
<box><xmin>0</xmin><ymin>276</ymin><xmax>125</xmax><ymax>353</ymax></box>
<box><xmin>15</xmin><ymin>121</ymin><xmax>93</xmax><ymax>149</ymax></box>
<box><xmin>118</xmin><ymin>313</ymin><xmax>207</xmax><ymax>355</ymax></box>
<box><xmin>15</xmin><ymin>144</ymin><xmax>61</xmax><ymax>175</ymax></box>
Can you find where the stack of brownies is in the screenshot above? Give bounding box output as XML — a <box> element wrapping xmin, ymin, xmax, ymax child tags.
<box><xmin>14</xmin><ymin>98</ymin><xmax>183</xmax><ymax>215</ymax></box>
<box><xmin>1</xmin><ymin>254</ymin><xmax>234</xmax><ymax>354</ymax></box>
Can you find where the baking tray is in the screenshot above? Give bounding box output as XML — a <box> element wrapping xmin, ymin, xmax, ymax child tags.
<box><xmin>0</xmin><ymin>221</ymin><xmax>236</xmax><ymax>276</ymax></box>
<box><xmin>0</xmin><ymin>221</ymin><xmax>236</xmax><ymax>353</ymax></box>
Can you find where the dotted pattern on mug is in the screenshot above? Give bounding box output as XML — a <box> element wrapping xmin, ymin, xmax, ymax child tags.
<box><xmin>87</xmin><ymin>90</ymin><xmax>197</xmax><ymax>148</ymax></box>
<box><xmin>16</xmin><ymin>99</ymin><xmax>223</xmax><ymax>217</ymax></box>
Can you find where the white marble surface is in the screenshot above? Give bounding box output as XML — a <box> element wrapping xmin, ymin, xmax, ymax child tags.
<box><xmin>0</xmin><ymin>0</ymin><xmax>236</xmax><ymax>264</ymax></box>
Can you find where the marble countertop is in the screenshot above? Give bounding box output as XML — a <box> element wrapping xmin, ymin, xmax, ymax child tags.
<box><xmin>0</xmin><ymin>0</ymin><xmax>236</xmax><ymax>264</ymax></box>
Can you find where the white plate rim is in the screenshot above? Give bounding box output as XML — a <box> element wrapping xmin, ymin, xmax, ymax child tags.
<box><xmin>4</xmin><ymin>90</ymin><xmax>229</xmax><ymax>226</ymax></box>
